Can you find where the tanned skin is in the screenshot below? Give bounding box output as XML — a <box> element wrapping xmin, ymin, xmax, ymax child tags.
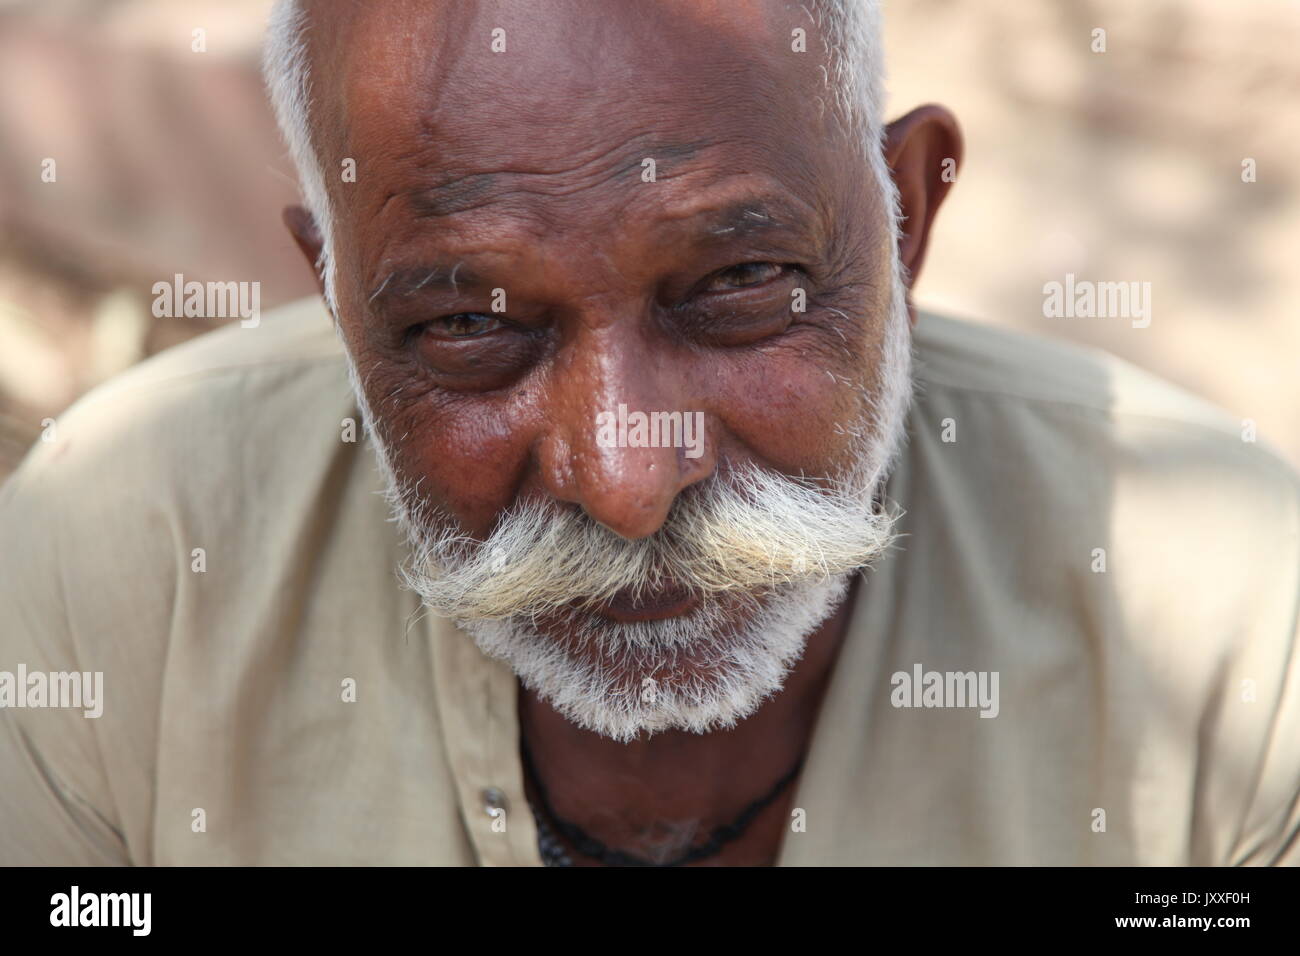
<box><xmin>285</xmin><ymin>0</ymin><xmax>960</xmax><ymax>865</ymax></box>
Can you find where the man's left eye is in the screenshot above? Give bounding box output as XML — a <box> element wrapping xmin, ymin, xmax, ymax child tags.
<box><xmin>427</xmin><ymin>313</ymin><xmax>502</xmax><ymax>338</ymax></box>
<box><xmin>700</xmin><ymin>262</ymin><xmax>789</xmax><ymax>292</ymax></box>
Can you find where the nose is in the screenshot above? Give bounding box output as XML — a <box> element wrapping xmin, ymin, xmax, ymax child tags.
<box><xmin>536</xmin><ymin>326</ymin><xmax>715</xmax><ymax>540</ymax></box>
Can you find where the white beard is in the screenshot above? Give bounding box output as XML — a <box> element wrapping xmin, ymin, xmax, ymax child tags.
<box><xmin>343</xmin><ymin>263</ymin><xmax>914</xmax><ymax>742</ymax></box>
<box><xmin>462</xmin><ymin>575</ymin><xmax>851</xmax><ymax>743</ymax></box>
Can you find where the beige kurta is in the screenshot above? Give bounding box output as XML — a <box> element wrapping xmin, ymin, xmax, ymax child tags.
<box><xmin>1</xmin><ymin>298</ymin><xmax>1297</xmax><ymax>865</ymax></box>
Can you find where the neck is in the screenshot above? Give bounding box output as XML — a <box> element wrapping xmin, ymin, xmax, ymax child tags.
<box><xmin>518</xmin><ymin>574</ymin><xmax>861</xmax><ymax>866</ymax></box>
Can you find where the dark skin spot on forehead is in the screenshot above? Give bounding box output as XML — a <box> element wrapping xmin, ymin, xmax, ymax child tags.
<box><xmin>407</xmin><ymin>140</ymin><xmax>708</xmax><ymax>219</ymax></box>
<box><xmin>406</xmin><ymin>173</ymin><xmax>499</xmax><ymax>220</ymax></box>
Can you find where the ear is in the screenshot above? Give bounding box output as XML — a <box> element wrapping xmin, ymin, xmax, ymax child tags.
<box><xmin>883</xmin><ymin>104</ymin><xmax>962</xmax><ymax>325</ymax></box>
<box><xmin>282</xmin><ymin>205</ymin><xmax>328</xmax><ymax>300</ymax></box>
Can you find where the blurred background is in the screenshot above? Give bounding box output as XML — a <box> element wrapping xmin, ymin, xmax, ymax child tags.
<box><xmin>0</xmin><ymin>0</ymin><xmax>1296</xmax><ymax>478</ymax></box>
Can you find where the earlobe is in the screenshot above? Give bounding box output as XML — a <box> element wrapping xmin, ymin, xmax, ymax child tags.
<box><xmin>882</xmin><ymin>104</ymin><xmax>963</xmax><ymax>313</ymax></box>
<box><xmin>283</xmin><ymin>205</ymin><xmax>327</xmax><ymax>292</ymax></box>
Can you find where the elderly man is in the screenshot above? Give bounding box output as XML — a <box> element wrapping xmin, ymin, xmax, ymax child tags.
<box><xmin>1</xmin><ymin>0</ymin><xmax>1297</xmax><ymax>868</ymax></box>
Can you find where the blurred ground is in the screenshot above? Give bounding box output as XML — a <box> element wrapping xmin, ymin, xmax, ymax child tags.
<box><xmin>0</xmin><ymin>0</ymin><xmax>1296</xmax><ymax>476</ymax></box>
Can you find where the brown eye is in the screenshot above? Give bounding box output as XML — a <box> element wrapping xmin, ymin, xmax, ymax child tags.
<box><xmin>428</xmin><ymin>313</ymin><xmax>502</xmax><ymax>338</ymax></box>
<box><xmin>701</xmin><ymin>262</ymin><xmax>788</xmax><ymax>292</ymax></box>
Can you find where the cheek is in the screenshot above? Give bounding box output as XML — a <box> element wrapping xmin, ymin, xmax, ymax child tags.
<box><xmin>709</xmin><ymin>347</ymin><xmax>865</xmax><ymax>478</ymax></box>
<box><xmin>354</xmin><ymin>352</ymin><xmax>537</xmax><ymax>537</ymax></box>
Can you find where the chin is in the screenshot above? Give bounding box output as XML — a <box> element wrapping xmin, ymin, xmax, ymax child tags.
<box><xmin>458</xmin><ymin>574</ymin><xmax>852</xmax><ymax>743</ymax></box>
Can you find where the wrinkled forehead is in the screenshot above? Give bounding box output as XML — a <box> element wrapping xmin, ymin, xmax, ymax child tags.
<box><xmin>304</xmin><ymin>0</ymin><xmax>850</xmax><ymax>217</ymax></box>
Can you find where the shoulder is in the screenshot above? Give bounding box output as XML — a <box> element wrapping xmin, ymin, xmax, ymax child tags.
<box><xmin>915</xmin><ymin>310</ymin><xmax>1265</xmax><ymax>435</ymax></box>
<box><xmin>911</xmin><ymin>309</ymin><xmax>1299</xmax><ymax>506</ymax></box>
<box><xmin>3</xmin><ymin>297</ymin><xmax>349</xmax><ymax>505</ymax></box>
<box><xmin>906</xmin><ymin>311</ymin><xmax>1300</xmax><ymax>864</ymax></box>
<box><xmin>906</xmin><ymin>311</ymin><xmax>1299</xmax><ymax>687</ymax></box>
<box><xmin>66</xmin><ymin>295</ymin><xmax>345</xmax><ymax>415</ymax></box>
<box><xmin>907</xmin><ymin>311</ymin><xmax>1300</xmax><ymax>596</ymax></box>
<box><xmin>0</xmin><ymin>295</ymin><xmax>355</xmax><ymax>622</ymax></box>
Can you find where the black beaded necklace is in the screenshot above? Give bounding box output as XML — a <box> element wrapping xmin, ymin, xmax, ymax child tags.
<box><xmin>521</xmin><ymin>735</ymin><xmax>804</xmax><ymax>867</ymax></box>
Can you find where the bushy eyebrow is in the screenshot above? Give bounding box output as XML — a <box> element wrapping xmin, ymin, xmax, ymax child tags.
<box><xmin>699</xmin><ymin>200</ymin><xmax>786</xmax><ymax>240</ymax></box>
<box><xmin>685</xmin><ymin>194</ymin><xmax>826</xmax><ymax>252</ymax></box>
<box><xmin>367</xmin><ymin>262</ymin><xmax>484</xmax><ymax>307</ymax></box>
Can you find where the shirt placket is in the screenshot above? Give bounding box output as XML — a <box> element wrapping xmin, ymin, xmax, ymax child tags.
<box><xmin>428</xmin><ymin>617</ymin><xmax>542</xmax><ymax>866</ymax></box>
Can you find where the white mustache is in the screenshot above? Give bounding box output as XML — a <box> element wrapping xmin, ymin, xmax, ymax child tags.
<box><xmin>399</xmin><ymin>461</ymin><xmax>897</xmax><ymax>622</ymax></box>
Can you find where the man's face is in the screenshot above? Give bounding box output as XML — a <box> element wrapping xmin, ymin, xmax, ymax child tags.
<box><xmin>301</xmin><ymin>0</ymin><xmax>912</xmax><ymax>740</ymax></box>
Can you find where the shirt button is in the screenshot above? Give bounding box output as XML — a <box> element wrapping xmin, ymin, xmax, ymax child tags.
<box><xmin>482</xmin><ymin>787</ymin><xmax>507</xmax><ymax>816</ymax></box>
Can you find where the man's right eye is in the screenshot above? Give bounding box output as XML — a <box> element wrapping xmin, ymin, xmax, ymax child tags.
<box><xmin>408</xmin><ymin>310</ymin><xmax>540</xmax><ymax>391</ymax></box>
<box><xmin>425</xmin><ymin>313</ymin><xmax>503</xmax><ymax>338</ymax></box>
